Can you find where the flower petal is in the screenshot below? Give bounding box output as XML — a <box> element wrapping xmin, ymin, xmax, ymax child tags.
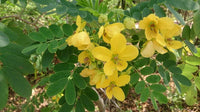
<box><xmin>167</xmin><ymin>40</ymin><xmax>183</xmax><ymax>49</ymax></box>
<box><xmin>152</xmin><ymin>40</ymin><xmax>168</xmax><ymax>54</ymax></box>
<box><xmin>106</xmin><ymin>87</ymin><xmax>113</xmax><ymax>99</ymax></box>
<box><xmin>145</xmin><ymin>27</ymin><xmax>159</xmax><ymax>40</ymax></box>
<box><xmin>158</xmin><ymin>17</ymin><xmax>174</xmax><ymax>32</ymax></box>
<box><xmin>116</xmin><ymin>75</ymin><xmax>130</xmax><ymax>87</ymax></box>
<box><xmin>105</xmin><ymin>23</ymin><xmax>125</xmax><ymax>38</ymax></box>
<box><xmin>119</xmin><ymin>45</ymin><xmax>139</xmax><ymax>61</ymax></box>
<box><xmin>92</xmin><ymin>46</ymin><xmax>112</xmax><ymax>61</ymax></box>
<box><xmin>104</xmin><ymin>61</ymin><xmax>116</xmax><ymax>76</ymax></box>
<box><xmin>80</xmin><ymin>68</ymin><xmax>96</xmax><ymax>77</ymax></box>
<box><xmin>116</xmin><ymin>60</ymin><xmax>128</xmax><ymax>71</ymax></box>
<box><xmin>156</xmin><ymin>34</ymin><xmax>166</xmax><ymax>46</ymax></box>
<box><xmin>141</xmin><ymin>41</ymin><xmax>155</xmax><ymax>57</ymax></box>
<box><xmin>112</xmin><ymin>87</ymin><xmax>125</xmax><ymax>101</ymax></box>
<box><xmin>98</xmin><ymin>26</ymin><xmax>104</xmax><ymax>38</ymax></box>
<box><xmin>111</xmin><ymin>33</ymin><xmax>126</xmax><ymax>54</ymax></box>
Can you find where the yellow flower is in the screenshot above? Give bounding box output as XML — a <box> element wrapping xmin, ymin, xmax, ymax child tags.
<box><xmin>80</xmin><ymin>68</ymin><xmax>105</xmax><ymax>87</ymax></box>
<box><xmin>92</xmin><ymin>33</ymin><xmax>138</xmax><ymax>76</ymax></box>
<box><xmin>139</xmin><ymin>14</ymin><xmax>159</xmax><ymax>40</ymax></box>
<box><xmin>100</xmin><ymin>71</ymin><xmax>130</xmax><ymax>101</ymax></box>
<box><xmin>66</xmin><ymin>31</ymin><xmax>91</xmax><ymax>50</ymax></box>
<box><xmin>98</xmin><ymin>23</ymin><xmax>125</xmax><ymax>43</ymax></box>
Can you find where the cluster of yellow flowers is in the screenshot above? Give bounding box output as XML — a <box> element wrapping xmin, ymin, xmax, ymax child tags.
<box><xmin>139</xmin><ymin>14</ymin><xmax>183</xmax><ymax>57</ymax></box>
<box><xmin>65</xmin><ymin>14</ymin><xmax>182</xmax><ymax>101</ymax></box>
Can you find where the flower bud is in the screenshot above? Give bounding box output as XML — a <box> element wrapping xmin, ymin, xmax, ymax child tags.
<box><xmin>123</xmin><ymin>17</ymin><xmax>135</xmax><ymax>29</ymax></box>
<box><xmin>98</xmin><ymin>14</ymin><xmax>108</xmax><ymax>23</ymax></box>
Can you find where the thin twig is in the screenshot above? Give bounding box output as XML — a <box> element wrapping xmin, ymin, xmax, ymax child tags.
<box><xmin>0</xmin><ymin>15</ymin><xmax>38</xmax><ymax>30</ymax></box>
<box><xmin>92</xmin><ymin>87</ymin><xmax>106</xmax><ymax>112</ymax></box>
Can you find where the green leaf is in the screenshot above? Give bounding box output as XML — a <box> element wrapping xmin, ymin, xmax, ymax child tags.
<box><xmin>49</xmin><ymin>24</ymin><xmax>64</xmax><ymax>38</ymax></box>
<box><xmin>49</xmin><ymin>71</ymin><xmax>70</xmax><ymax>83</ymax></box>
<box><xmin>140</xmin><ymin>88</ymin><xmax>150</xmax><ymax>102</ymax></box>
<box><xmin>163</xmin><ymin>60</ymin><xmax>176</xmax><ymax>68</ymax></box>
<box><xmin>36</xmin><ymin>43</ymin><xmax>48</xmax><ymax>54</ymax></box>
<box><xmin>185</xmin><ymin>56</ymin><xmax>200</xmax><ymax>65</ymax></box>
<box><xmin>165</xmin><ymin>3</ymin><xmax>185</xmax><ymax>25</ymax></box>
<box><xmin>153</xmin><ymin>4</ymin><xmax>166</xmax><ymax>17</ymax></box>
<box><xmin>0</xmin><ymin>53</ymin><xmax>34</xmax><ymax>74</ymax></box>
<box><xmin>168</xmin><ymin>66</ymin><xmax>182</xmax><ymax>74</ymax></box>
<box><xmin>0</xmin><ymin>73</ymin><xmax>8</xmax><ymax>110</ymax></box>
<box><xmin>56</xmin><ymin>5</ymin><xmax>67</xmax><ymax>14</ymax></box>
<box><xmin>146</xmin><ymin>75</ymin><xmax>161</xmax><ymax>83</ymax></box>
<box><xmin>84</xmin><ymin>87</ymin><xmax>99</xmax><ymax>101</ymax></box>
<box><xmin>142</xmin><ymin>8</ymin><xmax>152</xmax><ymax>17</ymax></box>
<box><xmin>58</xmin><ymin>96</ymin><xmax>66</xmax><ymax>105</ymax></box>
<box><xmin>47</xmin><ymin>78</ymin><xmax>68</xmax><ymax>96</ymax></box>
<box><xmin>57</xmin><ymin>38</ymin><xmax>67</xmax><ymax>50</ymax></box>
<box><xmin>75</xmin><ymin>100</ymin><xmax>85</xmax><ymax>112</ymax></box>
<box><xmin>48</xmin><ymin>40</ymin><xmax>58</xmax><ymax>53</ymax></box>
<box><xmin>134</xmin><ymin>58</ymin><xmax>150</xmax><ymax>68</ymax></box>
<box><xmin>185</xmin><ymin>84</ymin><xmax>197</xmax><ymax>105</ymax></box>
<box><xmin>56</xmin><ymin>47</ymin><xmax>71</xmax><ymax>62</ymax></box>
<box><xmin>62</xmin><ymin>24</ymin><xmax>73</xmax><ymax>36</ymax></box>
<box><xmin>2</xmin><ymin>67</ymin><xmax>31</xmax><ymax>98</ymax></box>
<box><xmin>0</xmin><ymin>31</ymin><xmax>9</xmax><ymax>47</ymax></box>
<box><xmin>167</xmin><ymin>0</ymin><xmax>199</xmax><ymax>10</ymax></box>
<box><xmin>150</xmin><ymin>84</ymin><xmax>166</xmax><ymax>92</ymax></box>
<box><xmin>172</xmin><ymin>76</ymin><xmax>181</xmax><ymax>93</ymax></box>
<box><xmin>39</xmin><ymin>27</ymin><xmax>54</xmax><ymax>40</ymax></box>
<box><xmin>29</xmin><ymin>32</ymin><xmax>46</xmax><ymax>42</ymax></box>
<box><xmin>173</xmin><ymin>74</ymin><xmax>191</xmax><ymax>86</ymax></box>
<box><xmin>194</xmin><ymin>76</ymin><xmax>200</xmax><ymax>90</ymax></box>
<box><xmin>135</xmin><ymin>81</ymin><xmax>145</xmax><ymax>94</ymax></box>
<box><xmin>182</xmin><ymin>25</ymin><xmax>190</xmax><ymax>40</ymax></box>
<box><xmin>141</xmin><ymin>67</ymin><xmax>154</xmax><ymax>75</ymax></box>
<box><xmin>156</xmin><ymin>53</ymin><xmax>169</xmax><ymax>62</ymax></box>
<box><xmin>22</xmin><ymin>44</ymin><xmax>40</xmax><ymax>54</ymax></box>
<box><xmin>73</xmin><ymin>73</ymin><xmax>87</xmax><ymax>89</ymax></box>
<box><xmin>193</xmin><ymin>11</ymin><xmax>200</xmax><ymax>37</ymax></box>
<box><xmin>38</xmin><ymin>76</ymin><xmax>49</xmax><ymax>86</ymax></box>
<box><xmin>130</xmin><ymin>73</ymin><xmax>140</xmax><ymax>85</ymax></box>
<box><xmin>150</xmin><ymin>95</ymin><xmax>158</xmax><ymax>110</ymax></box>
<box><xmin>54</xmin><ymin>63</ymin><xmax>74</xmax><ymax>72</ymax></box>
<box><xmin>152</xmin><ymin>91</ymin><xmax>168</xmax><ymax>104</ymax></box>
<box><xmin>59</xmin><ymin>103</ymin><xmax>73</xmax><ymax>112</ymax></box>
<box><xmin>42</xmin><ymin>50</ymin><xmax>54</xmax><ymax>67</ymax></box>
<box><xmin>150</xmin><ymin>60</ymin><xmax>157</xmax><ymax>72</ymax></box>
<box><xmin>65</xmin><ymin>80</ymin><xmax>76</xmax><ymax>105</ymax></box>
<box><xmin>184</xmin><ymin>40</ymin><xmax>197</xmax><ymax>53</ymax></box>
<box><xmin>80</xmin><ymin>94</ymin><xmax>95</xmax><ymax>111</ymax></box>
<box><xmin>180</xmin><ymin>64</ymin><xmax>197</xmax><ymax>79</ymax></box>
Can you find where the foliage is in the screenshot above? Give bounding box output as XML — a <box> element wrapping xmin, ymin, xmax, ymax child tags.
<box><xmin>0</xmin><ymin>0</ymin><xmax>200</xmax><ymax>111</ymax></box>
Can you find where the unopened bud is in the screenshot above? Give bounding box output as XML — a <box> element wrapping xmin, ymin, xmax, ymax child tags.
<box><xmin>98</xmin><ymin>14</ymin><xmax>108</xmax><ymax>23</ymax></box>
<box><xmin>124</xmin><ymin>17</ymin><xmax>135</xmax><ymax>29</ymax></box>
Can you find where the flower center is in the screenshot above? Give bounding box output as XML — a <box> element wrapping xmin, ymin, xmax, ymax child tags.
<box><xmin>84</xmin><ymin>57</ymin><xmax>90</xmax><ymax>64</ymax></box>
<box><xmin>149</xmin><ymin>22</ymin><xmax>157</xmax><ymax>33</ymax></box>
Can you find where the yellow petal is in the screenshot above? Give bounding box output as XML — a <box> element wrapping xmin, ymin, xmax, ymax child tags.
<box><xmin>145</xmin><ymin>27</ymin><xmax>159</xmax><ymax>40</ymax></box>
<box><xmin>112</xmin><ymin>87</ymin><xmax>125</xmax><ymax>101</ymax></box>
<box><xmin>119</xmin><ymin>45</ymin><xmax>139</xmax><ymax>61</ymax></box>
<box><xmin>105</xmin><ymin>23</ymin><xmax>125</xmax><ymax>38</ymax></box>
<box><xmin>167</xmin><ymin>40</ymin><xmax>183</xmax><ymax>49</ymax></box>
<box><xmin>152</xmin><ymin>40</ymin><xmax>168</xmax><ymax>54</ymax></box>
<box><xmin>92</xmin><ymin>46</ymin><xmax>112</xmax><ymax>61</ymax></box>
<box><xmin>116</xmin><ymin>60</ymin><xmax>128</xmax><ymax>71</ymax></box>
<box><xmin>76</xmin><ymin>15</ymin><xmax>81</xmax><ymax>27</ymax></box>
<box><xmin>102</xmin><ymin>34</ymin><xmax>111</xmax><ymax>43</ymax></box>
<box><xmin>158</xmin><ymin>17</ymin><xmax>174</xmax><ymax>32</ymax></box>
<box><xmin>141</xmin><ymin>41</ymin><xmax>155</xmax><ymax>57</ymax></box>
<box><xmin>104</xmin><ymin>61</ymin><xmax>116</xmax><ymax>76</ymax></box>
<box><xmin>106</xmin><ymin>87</ymin><xmax>113</xmax><ymax>99</ymax></box>
<box><xmin>97</xmin><ymin>78</ymin><xmax>110</xmax><ymax>88</ymax></box>
<box><xmin>78</xmin><ymin>51</ymin><xmax>90</xmax><ymax>64</ymax></box>
<box><xmin>108</xmin><ymin>70</ymin><xmax>118</xmax><ymax>82</ymax></box>
<box><xmin>111</xmin><ymin>33</ymin><xmax>126</xmax><ymax>54</ymax></box>
<box><xmin>80</xmin><ymin>68</ymin><xmax>96</xmax><ymax>77</ymax></box>
<box><xmin>116</xmin><ymin>75</ymin><xmax>130</xmax><ymax>87</ymax></box>
<box><xmin>139</xmin><ymin>14</ymin><xmax>158</xmax><ymax>29</ymax></box>
<box><xmin>98</xmin><ymin>26</ymin><xmax>104</xmax><ymax>38</ymax></box>
<box><xmin>156</xmin><ymin>34</ymin><xmax>166</xmax><ymax>46</ymax></box>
